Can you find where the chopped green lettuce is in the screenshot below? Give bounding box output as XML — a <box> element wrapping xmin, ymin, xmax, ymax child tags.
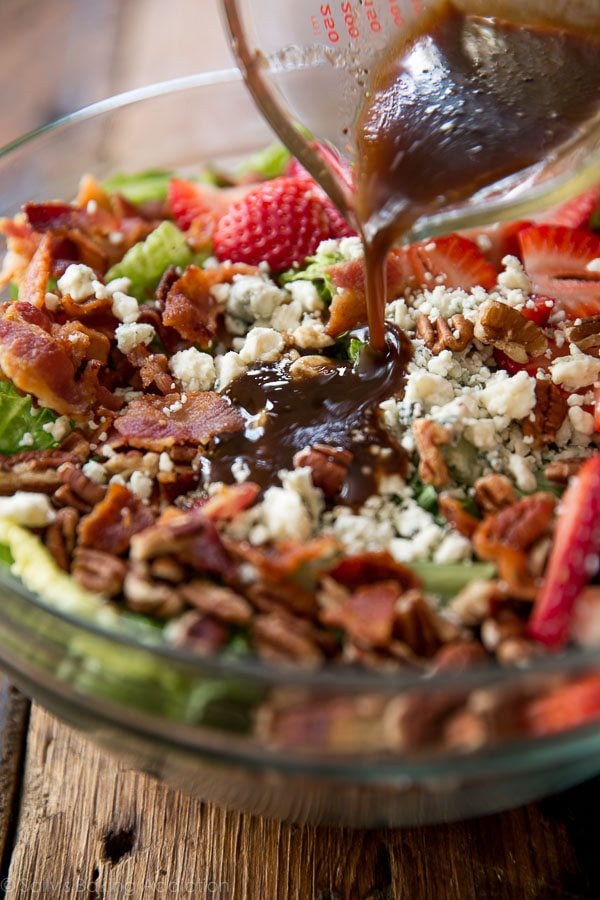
<box><xmin>0</xmin><ymin>542</ymin><xmax>13</xmax><ymax>566</ymax></box>
<box><xmin>409</xmin><ymin>561</ymin><xmax>496</xmax><ymax>600</ymax></box>
<box><xmin>237</xmin><ymin>142</ymin><xmax>291</xmax><ymax>181</ymax></box>
<box><xmin>281</xmin><ymin>241</ymin><xmax>345</xmax><ymax>303</ymax></box>
<box><xmin>0</xmin><ymin>381</ymin><xmax>66</xmax><ymax>454</ymax></box>
<box><xmin>103</xmin><ymin>169</ymin><xmax>174</xmax><ymax>204</ymax></box>
<box><xmin>8</xmin><ymin>282</ymin><xmax>18</xmax><ymax>300</ymax></box>
<box><xmin>348</xmin><ymin>336</ymin><xmax>366</xmax><ymax>364</ymax></box>
<box><xmin>105</xmin><ymin>221</ymin><xmax>193</xmax><ymax>300</ymax></box>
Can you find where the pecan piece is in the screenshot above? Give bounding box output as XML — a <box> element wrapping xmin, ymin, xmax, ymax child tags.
<box><xmin>474</xmin><ymin>299</ymin><xmax>547</xmax><ymax>362</ymax></box>
<box><xmin>181</xmin><ymin>581</ymin><xmax>252</xmax><ymax>625</ymax></box>
<box><xmin>473</xmin><ymin>493</ymin><xmax>556</xmax><ymax>599</ymax></box>
<box><xmin>45</xmin><ymin>507</ymin><xmax>80</xmax><ymax>572</ymax></box>
<box><xmin>521</xmin><ymin>380</ymin><xmax>568</xmax><ymax>446</ymax></box>
<box><xmin>167</xmin><ymin>611</ymin><xmax>231</xmax><ymax>654</ymax></box>
<box><xmin>393</xmin><ymin>589</ymin><xmax>459</xmax><ymax>657</ymax></box>
<box><xmin>544</xmin><ymin>457</ymin><xmax>587</xmax><ymax>484</ymax></box>
<box><xmin>474</xmin><ymin>474</ymin><xmax>518</xmax><ymax>514</ymax></box>
<box><xmin>565</xmin><ymin>316</ymin><xmax>600</xmax><ymax>357</ymax></box>
<box><xmin>72</xmin><ymin>547</ymin><xmax>126</xmax><ymax>596</ymax></box>
<box><xmin>412</xmin><ymin>419</ymin><xmax>450</xmax><ymax>488</ymax></box>
<box><xmin>55</xmin><ymin>462</ymin><xmax>106</xmax><ymax>512</ymax></box>
<box><xmin>416</xmin><ymin>314</ymin><xmax>474</xmax><ymax>355</ymax></box>
<box><xmin>123</xmin><ymin>561</ymin><xmax>185</xmax><ymax>617</ymax></box>
<box><xmin>288</xmin><ymin>355</ymin><xmax>339</xmax><ymax>380</ymax></box>
<box><xmin>294</xmin><ymin>444</ymin><xmax>352</xmax><ymax>497</ymax></box>
<box><xmin>438</xmin><ymin>494</ymin><xmax>479</xmax><ymax>537</ymax></box>
<box><xmin>251</xmin><ymin>612</ymin><xmax>325</xmax><ymax>668</ymax></box>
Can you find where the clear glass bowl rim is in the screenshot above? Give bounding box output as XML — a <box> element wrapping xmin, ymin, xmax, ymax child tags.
<box><xmin>1</xmin><ymin>70</ymin><xmax>598</xmax><ymax>695</ymax></box>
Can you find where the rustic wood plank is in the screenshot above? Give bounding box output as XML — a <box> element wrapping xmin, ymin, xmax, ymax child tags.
<box><xmin>0</xmin><ymin>678</ymin><xmax>29</xmax><ymax>873</ymax></box>
<box><xmin>5</xmin><ymin>706</ymin><xmax>598</xmax><ymax>900</ymax></box>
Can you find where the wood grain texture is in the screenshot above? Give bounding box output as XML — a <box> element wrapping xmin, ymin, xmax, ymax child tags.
<box><xmin>0</xmin><ymin>678</ymin><xmax>29</xmax><ymax>872</ymax></box>
<box><xmin>5</xmin><ymin>706</ymin><xmax>599</xmax><ymax>900</ymax></box>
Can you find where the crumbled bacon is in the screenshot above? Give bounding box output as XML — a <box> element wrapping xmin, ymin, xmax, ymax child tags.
<box><xmin>327</xmin><ymin>550</ymin><xmax>419</xmax><ymax>591</ymax></box>
<box><xmin>326</xmin><ymin>250</ymin><xmax>415</xmax><ymax>336</ymax></box>
<box><xmin>20</xmin><ymin>234</ymin><xmax>52</xmax><ymax>308</ymax></box>
<box><xmin>163</xmin><ymin>265</ymin><xmax>222</xmax><ymax>347</ymax></box>
<box><xmin>198</xmin><ymin>482</ymin><xmax>260</xmax><ymax>520</ymax></box>
<box><xmin>113</xmin><ymin>391</ymin><xmax>244</xmax><ymax>451</ymax></box>
<box><xmin>78</xmin><ymin>483</ymin><xmax>155</xmax><ymax>555</ymax></box>
<box><xmin>0</xmin><ymin>301</ymin><xmax>101</xmax><ymax>416</ymax></box>
<box><xmin>53</xmin><ymin>320</ymin><xmax>110</xmax><ymax>367</ymax></box>
<box><xmin>126</xmin><ymin>345</ymin><xmax>173</xmax><ymax>394</ymax></box>
<box><xmin>320</xmin><ymin>580</ymin><xmax>402</xmax><ymax>647</ymax></box>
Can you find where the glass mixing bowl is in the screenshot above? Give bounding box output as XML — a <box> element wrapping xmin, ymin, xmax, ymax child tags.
<box><xmin>1</xmin><ymin>71</ymin><xmax>600</xmax><ymax>827</ymax></box>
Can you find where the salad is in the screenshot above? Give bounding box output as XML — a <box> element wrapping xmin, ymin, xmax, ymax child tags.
<box><xmin>1</xmin><ymin>143</ymin><xmax>600</xmax><ymax>696</ymax></box>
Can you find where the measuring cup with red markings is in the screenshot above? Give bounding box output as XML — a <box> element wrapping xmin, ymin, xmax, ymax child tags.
<box><xmin>221</xmin><ymin>0</ymin><xmax>600</xmax><ymax>241</ymax></box>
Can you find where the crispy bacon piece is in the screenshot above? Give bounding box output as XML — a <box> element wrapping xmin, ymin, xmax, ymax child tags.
<box><xmin>114</xmin><ymin>391</ymin><xmax>244</xmax><ymax>451</ymax></box>
<box><xmin>0</xmin><ymin>301</ymin><xmax>99</xmax><ymax>416</ymax></box>
<box><xmin>326</xmin><ymin>250</ymin><xmax>415</xmax><ymax>336</ymax></box>
<box><xmin>126</xmin><ymin>345</ymin><xmax>173</xmax><ymax>394</ymax></box>
<box><xmin>163</xmin><ymin>265</ymin><xmax>222</xmax><ymax>347</ymax></box>
<box><xmin>0</xmin><ymin>216</ymin><xmax>39</xmax><ymax>289</ymax></box>
<box><xmin>53</xmin><ymin>321</ymin><xmax>110</xmax><ymax>367</ymax></box>
<box><xmin>328</xmin><ymin>550</ymin><xmax>419</xmax><ymax>591</ymax></box>
<box><xmin>78</xmin><ymin>483</ymin><xmax>156</xmax><ymax>555</ymax></box>
<box><xmin>321</xmin><ymin>580</ymin><xmax>402</xmax><ymax>647</ymax></box>
<box><xmin>473</xmin><ymin>493</ymin><xmax>556</xmax><ymax>600</ymax></box>
<box><xmin>20</xmin><ymin>234</ymin><xmax>52</xmax><ymax>309</ymax></box>
<box><xmin>162</xmin><ymin>262</ymin><xmax>260</xmax><ymax>346</ymax></box>
<box><xmin>438</xmin><ymin>495</ymin><xmax>479</xmax><ymax>538</ymax></box>
<box><xmin>199</xmin><ymin>482</ymin><xmax>261</xmax><ymax>520</ymax></box>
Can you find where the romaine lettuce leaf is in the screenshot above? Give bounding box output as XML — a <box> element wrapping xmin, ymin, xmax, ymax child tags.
<box><xmin>105</xmin><ymin>221</ymin><xmax>193</xmax><ymax>300</ymax></box>
<box><xmin>280</xmin><ymin>241</ymin><xmax>346</xmax><ymax>303</ymax></box>
<box><xmin>0</xmin><ymin>381</ymin><xmax>65</xmax><ymax>454</ymax></box>
<box><xmin>237</xmin><ymin>142</ymin><xmax>291</xmax><ymax>181</ymax></box>
<box><xmin>103</xmin><ymin>169</ymin><xmax>174</xmax><ymax>204</ymax></box>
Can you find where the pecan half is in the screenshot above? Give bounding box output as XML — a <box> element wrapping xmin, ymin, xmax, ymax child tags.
<box><xmin>123</xmin><ymin>561</ymin><xmax>185</xmax><ymax>617</ymax></box>
<box><xmin>474</xmin><ymin>474</ymin><xmax>518</xmax><ymax>514</ymax></box>
<box><xmin>438</xmin><ymin>494</ymin><xmax>479</xmax><ymax>537</ymax></box>
<box><xmin>293</xmin><ymin>443</ymin><xmax>353</xmax><ymax>497</ymax></box>
<box><xmin>44</xmin><ymin>507</ymin><xmax>80</xmax><ymax>572</ymax></box>
<box><xmin>474</xmin><ymin>300</ymin><xmax>547</xmax><ymax>362</ymax></box>
<box><xmin>393</xmin><ymin>590</ymin><xmax>460</xmax><ymax>657</ymax></box>
<box><xmin>288</xmin><ymin>355</ymin><xmax>339</xmax><ymax>380</ymax></box>
<box><xmin>181</xmin><ymin>581</ymin><xmax>252</xmax><ymax>625</ymax></box>
<box><xmin>251</xmin><ymin>612</ymin><xmax>325</xmax><ymax>668</ymax></box>
<box><xmin>72</xmin><ymin>546</ymin><xmax>126</xmax><ymax>596</ymax></box>
<box><xmin>565</xmin><ymin>317</ymin><xmax>600</xmax><ymax>357</ymax></box>
<box><xmin>544</xmin><ymin>457</ymin><xmax>587</xmax><ymax>484</ymax></box>
<box><xmin>521</xmin><ymin>380</ymin><xmax>568</xmax><ymax>446</ymax></box>
<box><xmin>55</xmin><ymin>462</ymin><xmax>106</xmax><ymax>512</ymax></box>
<box><xmin>416</xmin><ymin>314</ymin><xmax>474</xmax><ymax>355</ymax></box>
<box><xmin>166</xmin><ymin>611</ymin><xmax>231</xmax><ymax>654</ymax></box>
<box><xmin>412</xmin><ymin>419</ymin><xmax>450</xmax><ymax>488</ymax></box>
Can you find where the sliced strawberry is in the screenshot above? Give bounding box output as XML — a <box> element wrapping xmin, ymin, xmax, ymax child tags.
<box><xmin>284</xmin><ymin>155</ymin><xmax>356</xmax><ymax>238</ymax></box>
<box><xmin>409</xmin><ymin>234</ymin><xmax>498</xmax><ymax>291</ymax></box>
<box><xmin>528</xmin><ymin>454</ymin><xmax>600</xmax><ymax>649</ymax></box>
<box><xmin>494</xmin><ymin>335</ymin><xmax>567</xmax><ymax>377</ymax></box>
<box><xmin>595</xmin><ymin>385</ymin><xmax>600</xmax><ymax>434</ymax></box>
<box><xmin>519</xmin><ymin>225</ymin><xmax>600</xmax><ymax>319</ymax></box>
<box><xmin>167</xmin><ymin>179</ymin><xmax>250</xmax><ymax>231</ymax></box>
<box><xmin>538</xmin><ymin>186</ymin><xmax>600</xmax><ymax>230</ymax></box>
<box><xmin>213</xmin><ymin>176</ymin><xmax>332</xmax><ymax>271</ymax></box>
<box><xmin>462</xmin><ymin>220</ymin><xmax>532</xmax><ymax>268</ymax></box>
<box><xmin>525</xmin><ymin>674</ymin><xmax>600</xmax><ymax>737</ymax></box>
<box><xmin>520</xmin><ymin>295</ymin><xmax>555</xmax><ymax>326</ymax></box>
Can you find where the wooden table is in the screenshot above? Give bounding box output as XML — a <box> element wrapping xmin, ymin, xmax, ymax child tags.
<box><xmin>1</xmin><ymin>2</ymin><xmax>599</xmax><ymax>897</ymax></box>
<box><xmin>1</xmin><ymin>677</ymin><xmax>600</xmax><ymax>899</ymax></box>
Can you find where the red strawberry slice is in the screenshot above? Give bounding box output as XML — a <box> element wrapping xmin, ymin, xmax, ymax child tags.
<box><xmin>213</xmin><ymin>176</ymin><xmax>333</xmax><ymax>271</ymax></box>
<box><xmin>409</xmin><ymin>234</ymin><xmax>498</xmax><ymax>291</ymax></box>
<box><xmin>462</xmin><ymin>220</ymin><xmax>532</xmax><ymax>268</ymax></box>
<box><xmin>528</xmin><ymin>454</ymin><xmax>600</xmax><ymax>649</ymax></box>
<box><xmin>168</xmin><ymin>179</ymin><xmax>250</xmax><ymax>231</ymax></box>
<box><xmin>520</xmin><ymin>294</ymin><xmax>555</xmax><ymax>326</ymax></box>
<box><xmin>284</xmin><ymin>156</ymin><xmax>356</xmax><ymax>238</ymax></box>
<box><xmin>519</xmin><ymin>225</ymin><xmax>600</xmax><ymax>319</ymax></box>
<box><xmin>525</xmin><ymin>674</ymin><xmax>600</xmax><ymax>737</ymax></box>
<box><xmin>538</xmin><ymin>186</ymin><xmax>600</xmax><ymax>230</ymax></box>
<box><xmin>594</xmin><ymin>385</ymin><xmax>600</xmax><ymax>434</ymax></box>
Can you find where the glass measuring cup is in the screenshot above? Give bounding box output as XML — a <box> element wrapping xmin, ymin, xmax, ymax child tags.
<box><xmin>221</xmin><ymin>0</ymin><xmax>600</xmax><ymax>242</ymax></box>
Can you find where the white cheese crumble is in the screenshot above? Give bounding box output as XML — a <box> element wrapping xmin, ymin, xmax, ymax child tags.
<box><xmin>0</xmin><ymin>492</ymin><xmax>55</xmax><ymax>527</ymax></box>
<box><xmin>42</xmin><ymin>416</ymin><xmax>71</xmax><ymax>443</ymax></box>
<box><xmin>115</xmin><ymin>323</ymin><xmax>156</xmax><ymax>354</ymax></box>
<box><xmin>129</xmin><ymin>470</ymin><xmax>154</xmax><ymax>501</ymax></box>
<box><xmin>82</xmin><ymin>460</ymin><xmax>108</xmax><ymax>484</ymax></box>
<box><xmin>215</xmin><ymin>351</ymin><xmax>247</xmax><ymax>391</ymax></box>
<box><xmin>261</xmin><ymin>486</ymin><xmax>312</xmax><ymax>542</ymax></box>
<box><xmin>57</xmin><ymin>264</ymin><xmax>96</xmax><ymax>302</ymax></box>
<box><xmin>286</xmin><ymin>280</ymin><xmax>324</xmax><ymax>312</ymax></box>
<box><xmin>479</xmin><ymin>371</ymin><xmax>536</xmax><ymax>419</ymax></box>
<box><xmin>111</xmin><ymin>291</ymin><xmax>140</xmax><ymax>324</ymax></box>
<box><xmin>586</xmin><ymin>258</ymin><xmax>600</xmax><ymax>273</ymax></box>
<box><xmin>227</xmin><ymin>275</ymin><xmax>287</xmax><ymax>323</ymax></box>
<box><xmin>239</xmin><ymin>327</ymin><xmax>285</xmax><ymax>364</ymax></box>
<box><xmin>551</xmin><ymin>355</ymin><xmax>600</xmax><ymax>390</ymax></box>
<box><xmin>158</xmin><ymin>452</ymin><xmax>174</xmax><ymax>474</ymax></box>
<box><xmin>169</xmin><ymin>348</ymin><xmax>216</xmax><ymax>392</ymax></box>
